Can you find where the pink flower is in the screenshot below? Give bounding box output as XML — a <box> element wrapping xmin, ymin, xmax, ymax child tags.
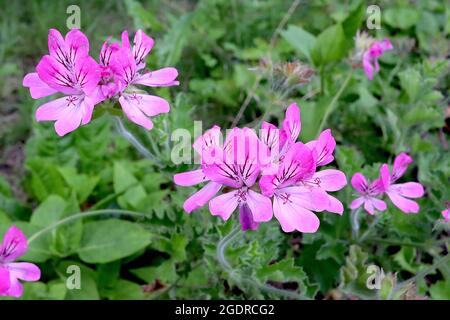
<box><xmin>260</xmin><ymin>143</ymin><xmax>328</xmax><ymax>233</ymax></box>
<box><xmin>349</xmin><ymin>173</ymin><xmax>386</xmax><ymax>215</ymax></box>
<box><xmin>23</xmin><ymin>29</ymin><xmax>101</xmax><ymax>136</ymax></box>
<box><xmin>110</xmin><ymin>30</ymin><xmax>179</xmax><ymax>130</ymax></box>
<box><xmin>0</xmin><ymin>226</ymin><xmax>41</xmax><ymax>298</ymax></box>
<box><xmin>174</xmin><ymin>125</ymin><xmax>223</xmax><ymax>213</ymax></box>
<box><xmin>380</xmin><ymin>153</ymin><xmax>425</xmax><ymax>214</ymax></box>
<box><xmin>204</xmin><ymin>128</ymin><xmax>273</xmax><ymax>231</ymax></box>
<box><xmin>363</xmin><ymin>38</ymin><xmax>393</xmax><ymax>80</ymax></box>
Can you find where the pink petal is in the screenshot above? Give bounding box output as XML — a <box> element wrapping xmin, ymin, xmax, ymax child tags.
<box><xmin>363</xmin><ymin>199</ymin><xmax>375</xmax><ymax>215</ymax></box>
<box><xmin>349</xmin><ymin>197</ymin><xmax>364</xmax><ymax>210</ymax></box>
<box><xmin>48</xmin><ymin>29</ymin><xmax>65</xmax><ymax>58</ymax></box>
<box><xmin>380</xmin><ymin>38</ymin><xmax>393</xmax><ymax>51</ymax></box>
<box><xmin>279</xmin><ymin>187</ymin><xmax>328</xmax><ymax>212</ymax></box>
<box><xmin>442</xmin><ymin>209</ymin><xmax>449</xmax><ymax>222</ymax></box>
<box><xmin>54</xmin><ymin>97</ymin><xmax>87</xmax><ymax>136</ymax></box>
<box><xmin>307</xmin><ymin>129</ymin><xmax>336</xmax><ymax>166</ymax></box>
<box><xmin>392</xmin><ymin>152</ymin><xmax>413</xmax><ymax>181</ymax></box>
<box><xmin>36</xmin><ymin>55</ymin><xmax>78</xmax><ymax>95</ymax></box>
<box><xmin>371</xmin><ymin>197</ymin><xmax>387</xmax><ymax>212</ymax></box>
<box><xmin>390</xmin><ymin>182</ymin><xmax>424</xmax><ymax>198</ymax></box>
<box><xmin>0</xmin><ymin>267</ymin><xmax>10</xmax><ymax>293</ymax></box>
<box><xmin>99</xmin><ymin>38</ymin><xmax>120</xmax><ymax>67</ymax></box>
<box><xmin>273</xmin><ymin>195</ymin><xmax>320</xmax><ymax>233</ymax></box>
<box><xmin>387</xmin><ymin>191</ymin><xmax>420</xmax><ymax>214</ymax></box>
<box><xmin>22</xmin><ymin>73</ymin><xmax>57</xmax><ymax>99</ymax></box>
<box><xmin>64</xmin><ymin>29</ymin><xmax>90</xmax><ymax>59</ymax></box>
<box><xmin>121</xmin><ymin>30</ymin><xmax>131</xmax><ymax>49</ymax></box>
<box><xmin>282</xmin><ymin>103</ymin><xmax>301</xmax><ymax>142</ymax></box>
<box><xmin>192</xmin><ymin>125</ymin><xmax>221</xmax><ymax>155</ymax></box>
<box><xmin>274</xmin><ymin>142</ymin><xmax>315</xmax><ymax>187</ymax></box>
<box><xmin>351</xmin><ymin>173</ymin><xmax>369</xmax><ymax>193</ymax></box>
<box><xmin>119</xmin><ymin>95</ymin><xmax>154</xmax><ymax>130</ymax></box>
<box><xmin>132</xmin><ymin>29</ymin><xmax>154</xmax><ymax>67</ymax></box>
<box><xmin>4</xmin><ymin>277</ymin><xmax>23</xmax><ymax>298</ymax></box>
<box><xmin>132</xmin><ymin>94</ymin><xmax>170</xmax><ymax>117</ymax></box>
<box><xmin>0</xmin><ymin>226</ymin><xmax>27</xmax><ymax>262</ymax></box>
<box><xmin>312</xmin><ymin>169</ymin><xmax>347</xmax><ymax>191</ymax></box>
<box><xmin>35</xmin><ymin>96</ymin><xmax>77</xmax><ymax>122</ymax></box>
<box><xmin>325</xmin><ymin>194</ymin><xmax>344</xmax><ymax>215</ymax></box>
<box><xmin>209</xmin><ymin>190</ymin><xmax>239</xmax><ymax>221</ymax></box>
<box><xmin>183</xmin><ymin>182</ymin><xmax>221</xmax><ymax>213</ymax></box>
<box><xmin>259</xmin><ymin>174</ymin><xmax>276</xmax><ymax>197</ymax></box>
<box><xmin>363</xmin><ymin>52</ymin><xmax>374</xmax><ymax>80</ymax></box>
<box><xmin>8</xmin><ymin>262</ymin><xmax>41</xmax><ymax>282</ymax></box>
<box><xmin>174</xmin><ymin>169</ymin><xmax>207</xmax><ymax>186</ymax></box>
<box><xmin>134</xmin><ymin>67</ymin><xmax>179</xmax><ymax>87</ymax></box>
<box><xmin>110</xmin><ymin>48</ymin><xmax>137</xmax><ymax>85</ymax></box>
<box><xmin>74</xmin><ymin>55</ymin><xmax>101</xmax><ymax>95</ymax></box>
<box><xmin>245</xmin><ymin>190</ymin><xmax>273</xmax><ymax>222</ymax></box>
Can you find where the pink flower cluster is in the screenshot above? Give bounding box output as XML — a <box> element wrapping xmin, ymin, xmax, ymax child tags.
<box><xmin>23</xmin><ymin>29</ymin><xmax>179</xmax><ymax>136</ymax></box>
<box><xmin>362</xmin><ymin>38</ymin><xmax>393</xmax><ymax>80</ymax></box>
<box><xmin>174</xmin><ymin>103</ymin><xmax>347</xmax><ymax>233</ymax></box>
<box><xmin>350</xmin><ymin>153</ymin><xmax>425</xmax><ymax>215</ymax></box>
<box><xmin>0</xmin><ymin>226</ymin><xmax>40</xmax><ymax>297</ymax></box>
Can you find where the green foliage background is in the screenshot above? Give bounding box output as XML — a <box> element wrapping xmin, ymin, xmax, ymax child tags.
<box><xmin>0</xmin><ymin>0</ymin><xmax>448</xmax><ymax>300</ymax></box>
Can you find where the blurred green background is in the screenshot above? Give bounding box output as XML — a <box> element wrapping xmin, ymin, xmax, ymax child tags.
<box><xmin>0</xmin><ymin>0</ymin><xmax>449</xmax><ymax>300</ymax></box>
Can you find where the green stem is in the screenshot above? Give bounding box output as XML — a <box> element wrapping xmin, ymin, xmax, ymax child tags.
<box><xmin>359</xmin><ymin>215</ymin><xmax>380</xmax><ymax>242</ymax></box>
<box><xmin>27</xmin><ymin>209</ymin><xmax>148</xmax><ymax>245</ymax></box>
<box><xmin>216</xmin><ymin>224</ymin><xmax>311</xmax><ymax>300</ymax></box>
<box><xmin>316</xmin><ymin>71</ymin><xmax>352</xmax><ymax>137</ymax></box>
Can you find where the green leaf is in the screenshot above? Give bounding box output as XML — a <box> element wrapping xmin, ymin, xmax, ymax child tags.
<box><xmin>398</xmin><ymin>68</ymin><xmax>421</xmax><ymax>102</ymax></box>
<box><xmin>25</xmin><ymin>158</ymin><xmax>67</xmax><ymax>202</ymax></box>
<box><xmin>311</xmin><ymin>23</ymin><xmax>346</xmax><ymax>66</ymax></box>
<box><xmin>430</xmin><ymin>280</ymin><xmax>450</xmax><ymax>300</ymax></box>
<box><xmin>57</xmin><ymin>261</ymin><xmax>100</xmax><ymax>300</ymax></box>
<box><xmin>58</xmin><ymin>167</ymin><xmax>99</xmax><ymax>204</ymax></box>
<box><xmin>77</xmin><ymin>219</ymin><xmax>151</xmax><ymax>263</ymax></box>
<box><xmin>113</xmin><ymin>161</ymin><xmax>147</xmax><ymax>209</ymax></box>
<box><xmin>281</xmin><ymin>25</ymin><xmax>316</xmax><ymax>63</ymax></box>
<box><xmin>384</xmin><ymin>7</ymin><xmax>420</xmax><ymax>30</ymax></box>
<box><xmin>102</xmin><ymin>279</ymin><xmax>144</xmax><ymax>300</ymax></box>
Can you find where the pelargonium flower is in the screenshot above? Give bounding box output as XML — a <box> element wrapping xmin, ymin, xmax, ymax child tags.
<box><xmin>260</xmin><ymin>142</ymin><xmax>328</xmax><ymax>233</ymax></box>
<box><xmin>174</xmin><ymin>103</ymin><xmax>347</xmax><ymax>233</ymax></box>
<box><xmin>204</xmin><ymin>128</ymin><xmax>273</xmax><ymax>230</ymax></box>
<box><xmin>349</xmin><ymin>173</ymin><xmax>386</xmax><ymax>215</ymax></box>
<box><xmin>259</xmin><ymin>104</ymin><xmax>347</xmax><ymax>232</ymax></box>
<box><xmin>380</xmin><ymin>153</ymin><xmax>424</xmax><ymax>214</ymax></box>
<box><xmin>23</xmin><ymin>29</ymin><xmax>101</xmax><ymax>136</ymax></box>
<box><xmin>23</xmin><ymin>28</ymin><xmax>179</xmax><ymax>136</ymax></box>
<box><xmin>362</xmin><ymin>38</ymin><xmax>393</xmax><ymax>80</ymax></box>
<box><xmin>109</xmin><ymin>30</ymin><xmax>179</xmax><ymax>130</ymax></box>
<box><xmin>0</xmin><ymin>226</ymin><xmax>41</xmax><ymax>297</ymax></box>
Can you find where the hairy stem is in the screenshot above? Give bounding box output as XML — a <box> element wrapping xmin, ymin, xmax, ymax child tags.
<box><xmin>350</xmin><ymin>209</ymin><xmax>360</xmax><ymax>241</ymax></box>
<box><xmin>216</xmin><ymin>224</ymin><xmax>311</xmax><ymax>300</ymax></box>
<box><xmin>316</xmin><ymin>71</ymin><xmax>352</xmax><ymax>137</ymax></box>
<box><xmin>114</xmin><ymin>116</ymin><xmax>163</xmax><ymax>168</ymax></box>
<box><xmin>28</xmin><ymin>209</ymin><xmax>148</xmax><ymax>245</ymax></box>
<box><xmin>388</xmin><ymin>253</ymin><xmax>450</xmax><ymax>299</ymax></box>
